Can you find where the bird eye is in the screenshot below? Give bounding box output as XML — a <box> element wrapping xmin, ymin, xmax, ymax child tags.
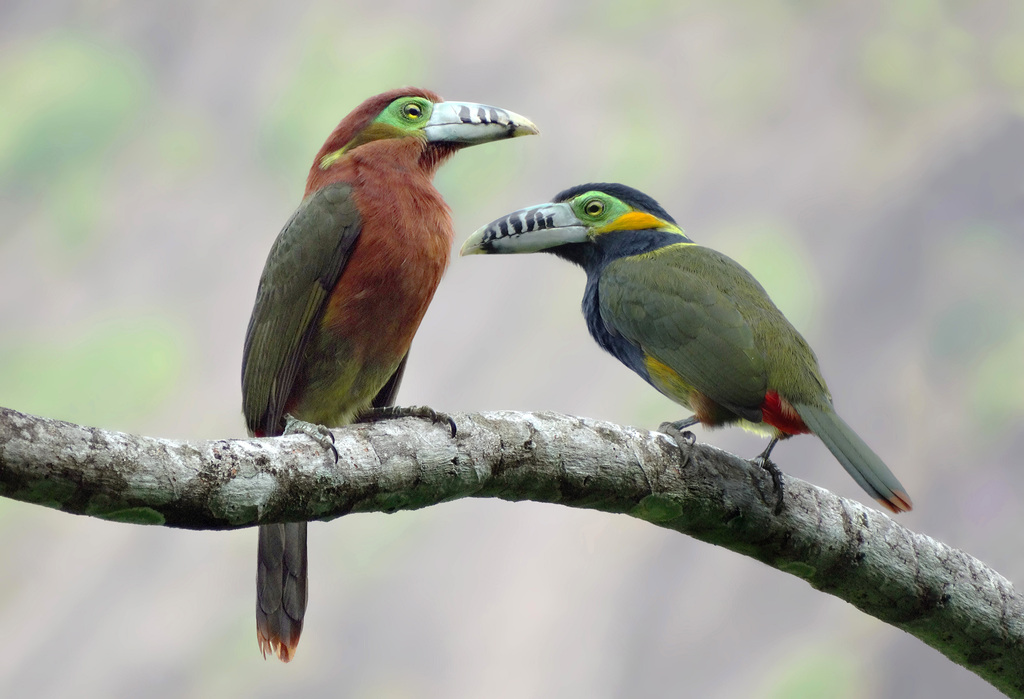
<box><xmin>583</xmin><ymin>199</ymin><xmax>605</xmax><ymax>217</ymax></box>
<box><xmin>402</xmin><ymin>102</ymin><xmax>424</xmax><ymax>119</ymax></box>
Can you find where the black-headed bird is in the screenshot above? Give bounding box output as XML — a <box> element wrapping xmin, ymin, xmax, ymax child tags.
<box><xmin>461</xmin><ymin>182</ymin><xmax>911</xmax><ymax>515</ymax></box>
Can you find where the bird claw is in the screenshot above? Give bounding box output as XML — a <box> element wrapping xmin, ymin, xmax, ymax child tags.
<box><xmin>752</xmin><ymin>455</ymin><xmax>785</xmax><ymax>515</ymax></box>
<box><xmin>284</xmin><ymin>414</ymin><xmax>339</xmax><ymax>463</ymax></box>
<box><xmin>357</xmin><ymin>405</ymin><xmax>457</xmax><ymax>437</ymax></box>
<box><xmin>658</xmin><ymin>422</ymin><xmax>696</xmax><ymax>471</ymax></box>
<box><xmin>659</xmin><ymin>422</ymin><xmax>696</xmax><ymax>446</ymax></box>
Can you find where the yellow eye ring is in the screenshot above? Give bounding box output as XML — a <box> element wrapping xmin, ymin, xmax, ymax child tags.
<box><xmin>583</xmin><ymin>199</ymin><xmax>605</xmax><ymax>217</ymax></box>
<box><xmin>402</xmin><ymin>102</ymin><xmax>423</xmax><ymax>119</ymax></box>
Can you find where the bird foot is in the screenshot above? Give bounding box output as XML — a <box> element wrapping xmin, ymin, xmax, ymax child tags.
<box><xmin>357</xmin><ymin>405</ymin><xmax>457</xmax><ymax>437</ymax></box>
<box><xmin>658</xmin><ymin>422</ymin><xmax>696</xmax><ymax>471</ymax></box>
<box><xmin>284</xmin><ymin>414</ymin><xmax>339</xmax><ymax>463</ymax></box>
<box><xmin>665</xmin><ymin>416</ymin><xmax>700</xmax><ymax>433</ymax></box>
<box><xmin>659</xmin><ymin>422</ymin><xmax>696</xmax><ymax>446</ymax></box>
<box><xmin>752</xmin><ymin>455</ymin><xmax>785</xmax><ymax>515</ymax></box>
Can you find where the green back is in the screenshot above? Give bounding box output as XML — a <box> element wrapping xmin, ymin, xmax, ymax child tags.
<box><xmin>599</xmin><ymin>244</ymin><xmax>831</xmax><ymax>415</ymax></box>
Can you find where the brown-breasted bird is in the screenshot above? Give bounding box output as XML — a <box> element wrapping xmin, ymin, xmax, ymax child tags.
<box><xmin>241</xmin><ymin>87</ymin><xmax>537</xmax><ymax>661</ymax></box>
<box><xmin>461</xmin><ymin>183</ymin><xmax>911</xmax><ymax>515</ymax></box>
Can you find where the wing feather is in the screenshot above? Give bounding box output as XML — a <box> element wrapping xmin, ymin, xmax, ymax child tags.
<box><xmin>241</xmin><ymin>183</ymin><xmax>362</xmax><ymax>436</ymax></box>
<box><xmin>598</xmin><ymin>245</ymin><xmax>768</xmax><ymax>418</ymax></box>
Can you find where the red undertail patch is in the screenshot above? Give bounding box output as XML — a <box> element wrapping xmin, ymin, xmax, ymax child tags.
<box><xmin>760</xmin><ymin>391</ymin><xmax>810</xmax><ymax>436</ymax></box>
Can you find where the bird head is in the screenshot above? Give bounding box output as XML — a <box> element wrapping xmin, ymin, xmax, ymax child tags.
<box><xmin>461</xmin><ymin>183</ymin><xmax>689</xmax><ymax>261</ymax></box>
<box><xmin>313</xmin><ymin>87</ymin><xmax>538</xmax><ymax>174</ymax></box>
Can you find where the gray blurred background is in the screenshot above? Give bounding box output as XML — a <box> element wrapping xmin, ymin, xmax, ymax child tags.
<box><xmin>2</xmin><ymin>0</ymin><xmax>1023</xmax><ymax>697</ymax></box>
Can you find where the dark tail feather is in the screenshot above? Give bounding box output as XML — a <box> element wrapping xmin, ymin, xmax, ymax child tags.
<box><xmin>256</xmin><ymin>522</ymin><xmax>308</xmax><ymax>661</ymax></box>
<box><xmin>793</xmin><ymin>403</ymin><xmax>912</xmax><ymax>513</ymax></box>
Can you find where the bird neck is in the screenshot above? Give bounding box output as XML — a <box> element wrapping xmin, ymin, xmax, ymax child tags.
<box><xmin>549</xmin><ymin>228</ymin><xmax>691</xmax><ymax>276</ymax></box>
<box><xmin>419</xmin><ymin>142</ymin><xmax>459</xmax><ymax>176</ymax></box>
<box><xmin>306</xmin><ymin>137</ymin><xmax>450</xmax><ymax>195</ymax></box>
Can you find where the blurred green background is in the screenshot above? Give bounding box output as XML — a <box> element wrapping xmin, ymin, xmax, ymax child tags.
<box><xmin>2</xmin><ymin>1</ymin><xmax>1023</xmax><ymax>697</ymax></box>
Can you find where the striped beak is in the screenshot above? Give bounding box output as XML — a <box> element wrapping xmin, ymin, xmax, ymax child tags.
<box><xmin>424</xmin><ymin>101</ymin><xmax>539</xmax><ymax>146</ymax></box>
<box><xmin>460</xmin><ymin>202</ymin><xmax>588</xmax><ymax>255</ymax></box>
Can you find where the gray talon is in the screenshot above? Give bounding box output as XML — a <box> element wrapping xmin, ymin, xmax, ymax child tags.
<box><xmin>284</xmin><ymin>414</ymin><xmax>339</xmax><ymax>463</ymax></box>
<box><xmin>357</xmin><ymin>405</ymin><xmax>457</xmax><ymax>437</ymax></box>
<box><xmin>752</xmin><ymin>456</ymin><xmax>785</xmax><ymax>515</ymax></box>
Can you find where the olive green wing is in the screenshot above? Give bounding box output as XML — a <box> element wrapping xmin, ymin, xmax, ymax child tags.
<box><xmin>598</xmin><ymin>245</ymin><xmax>767</xmax><ymax>420</ymax></box>
<box><xmin>241</xmin><ymin>182</ymin><xmax>361</xmax><ymax>436</ymax></box>
<box><xmin>370</xmin><ymin>352</ymin><xmax>408</xmax><ymax>409</ymax></box>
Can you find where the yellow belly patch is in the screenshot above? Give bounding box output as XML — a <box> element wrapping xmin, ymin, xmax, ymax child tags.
<box><xmin>644</xmin><ymin>355</ymin><xmax>696</xmax><ymax>408</ymax></box>
<box><xmin>645</xmin><ymin>354</ymin><xmax>779</xmax><ymax>437</ymax></box>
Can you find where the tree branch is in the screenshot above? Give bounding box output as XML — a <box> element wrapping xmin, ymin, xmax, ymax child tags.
<box><xmin>1</xmin><ymin>404</ymin><xmax>1020</xmax><ymax>696</ymax></box>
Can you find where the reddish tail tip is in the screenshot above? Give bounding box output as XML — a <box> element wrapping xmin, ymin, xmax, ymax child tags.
<box><xmin>258</xmin><ymin>632</ymin><xmax>298</xmax><ymax>663</ymax></box>
<box><xmin>878</xmin><ymin>490</ymin><xmax>913</xmax><ymax>514</ymax></box>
